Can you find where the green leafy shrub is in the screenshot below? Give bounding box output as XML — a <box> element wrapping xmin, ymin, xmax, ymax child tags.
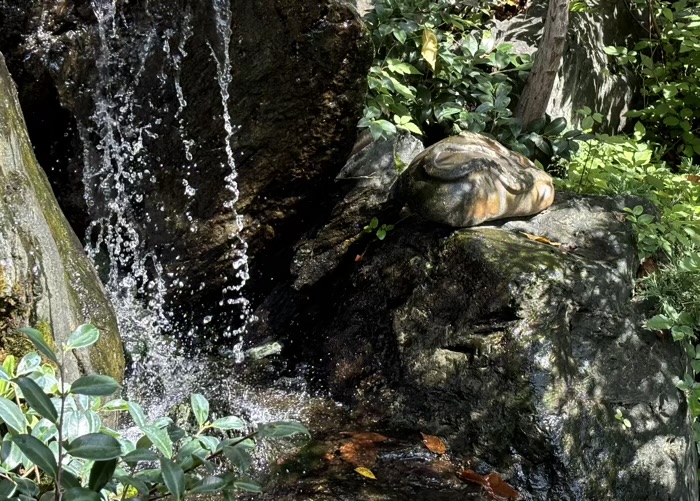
<box><xmin>605</xmin><ymin>0</ymin><xmax>700</xmax><ymax>161</ymax></box>
<box><xmin>359</xmin><ymin>0</ymin><xmax>582</xmax><ymax>160</ymax></box>
<box><xmin>0</xmin><ymin>325</ymin><xmax>309</xmax><ymax>500</ymax></box>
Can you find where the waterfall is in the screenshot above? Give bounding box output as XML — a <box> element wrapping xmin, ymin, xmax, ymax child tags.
<box><xmin>82</xmin><ymin>0</ymin><xmax>251</xmax><ymax>416</ymax></box>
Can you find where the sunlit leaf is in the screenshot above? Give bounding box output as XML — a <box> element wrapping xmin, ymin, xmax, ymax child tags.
<box><xmin>65</xmin><ymin>324</ymin><xmax>100</xmax><ymax>351</ymax></box>
<box><xmin>421</xmin><ymin>28</ymin><xmax>438</xmax><ymax>72</ymax></box>
<box><xmin>256</xmin><ymin>421</ymin><xmax>309</xmax><ymax>439</ymax></box>
<box><xmin>211</xmin><ymin>416</ymin><xmax>246</xmax><ymax>431</ymax></box>
<box><xmin>0</xmin><ymin>398</ymin><xmax>26</xmax><ymax>434</ymax></box>
<box><xmin>191</xmin><ymin>394</ymin><xmax>209</xmax><ymax>427</ymax></box>
<box><xmin>355</xmin><ymin>467</ymin><xmax>377</xmax><ymax>479</ymax></box>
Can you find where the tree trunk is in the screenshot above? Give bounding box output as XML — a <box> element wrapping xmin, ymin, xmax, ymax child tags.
<box><xmin>515</xmin><ymin>0</ymin><xmax>570</xmax><ymax>126</ymax></box>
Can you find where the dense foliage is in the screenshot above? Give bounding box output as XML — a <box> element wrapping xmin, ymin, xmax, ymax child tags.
<box><xmin>359</xmin><ymin>0</ymin><xmax>582</xmax><ymax>160</ymax></box>
<box><xmin>0</xmin><ymin>326</ymin><xmax>308</xmax><ymax>500</ymax></box>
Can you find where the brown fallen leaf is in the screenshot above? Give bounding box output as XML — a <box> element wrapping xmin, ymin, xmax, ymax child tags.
<box><xmin>340</xmin><ymin>432</ymin><xmax>388</xmax><ymax>443</ymax></box>
<box><xmin>458</xmin><ymin>469</ymin><xmax>521</xmax><ymax>500</ymax></box>
<box><xmin>485</xmin><ymin>472</ymin><xmax>521</xmax><ymax>500</ymax></box>
<box><xmin>339</xmin><ymin>440</ymin><xmax>377</xmax><ymax>467</ymax></box>
<box><xmin>354</xmin><ymin>254</ymin><xmax>363</xmax><ymax>262</ymax></box>
<box><xmin>688</xmin><ymin>174</ymin><xmax>700</xmax><ymax>184</ymax></box>
<box><xmin>519</xmin><ymin>232</ymin><xmax>562</xmax><ymax>247</ymax></box>
<box><xmin>420</xmin><ymin>432</ymin><xmax>447</xmax><ymax>455</ymax></box>
<box><xmin>355</xmin><ymin>467</ymin><xmax>377</xmax><ymax>479</ymax></box>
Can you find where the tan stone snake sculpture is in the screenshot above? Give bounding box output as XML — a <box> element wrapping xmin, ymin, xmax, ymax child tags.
<box><xmin>400</xmin><ymin>132</ymin><xmax>555</xmax><ymax>227</ymax></box>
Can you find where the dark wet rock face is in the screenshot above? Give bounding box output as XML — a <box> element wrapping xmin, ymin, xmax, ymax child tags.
<box><xmin>252</xmin><ymin>138</ymin><xmax>697</xmax><ymax>500</ymax></box>
<box><xmin>0</xmin><ymin>0</ymin><xmax>372</xmax><ymax>331</ymax></box>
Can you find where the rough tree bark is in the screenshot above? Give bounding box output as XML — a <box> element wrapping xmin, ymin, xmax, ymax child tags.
<box><xmin>515</xmin><ymin>0</ymin><xmax>570</xmax><ymax>126</ymax></box>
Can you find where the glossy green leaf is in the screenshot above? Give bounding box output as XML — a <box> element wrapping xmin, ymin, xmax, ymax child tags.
<box><xmin>143</xmin><ymin>425</ymin><xmax>173</xmax><ymax>459</ymax></box>
<box><xmin>223</xmin><ymin>444</ymin><xmax>253</xmax><ymax>473</ymax></box>
<box><xmin>60</xmin><ymin>470</ymin><xmax>81</xmax><ymax>490</ymax></box>
<box><xmin>191</xmin><ymin>393</ymin><xmax>209</xmax><ymax>427</ymax></box>
<box><xmin>65</xmin><ymin>433</ymin><xmax>123</xmax><ymax>460</ymax></box>
<box><xmin>88</xmin><ymin>458</ymin><xmax>117</xmax><ymax>492</ymax></box>
<box><xmin>70</xmin><ymin>375</ymin><xmax>120</xmax><ymax>396</ymax></box>
<box><xmin>233</xmin><ymin>480</ymin><xmax>263</xmax><ymax>493</ymax></box>
<box><xmin>12</xmin><ymin>435</ymin><xmax>57</xmax><ymax>478</ymax></box>
<box><xmin>13</xmin><ymin>376</ymin><xmax>58</xmax><ymax>423</ymax></box>
<box><xmin>211</xmin><ymin>416</ymin><xmax>246</xmax><ymax>431</ymax></box>
<box><xmin>122</xmin><ymin>448</ymin><xmax>159</xmax><ymax>464</ymax></box>
<box><xmin>16</xmin><ymin>353</ymin><xmax>41</xmax><ymax>376</ymax></box>
<box><xmin>100</xmin><ymin>398</ymin><xmax>128</xmax><ymax>412</ymax></box>
<box><xmin>128</xmin><ymin>401</ymin><xmax>147</xmax><ymax>428</ymax></box>
<box><xmin>0</xmin><ymin>479</ymin><xmax>16</xmax><ymax>497</ymax></box>
<box><xmin>65</xmin><ymin>324</ymin><xmax>100</xmax><ymax>351</ymax></box>
<box><xmin>0</xmin><ymin>398</ymin><xmax>26</xmax><ymax>434</ymax></box>
<box><xmin>17</xmin><ymin>329</ymin><xmax>58</xmax><ymax>364</ymax></box>
<box><xmin>256</xmin><ymin>421</ymin><xmax>310</xmax><ymax>439</ymax></box>
<box><xmin>160</xmin><ymin>457</ymin><xmax>185</xmax><ymax>501</ymax></box>
<box><xmin>190</xmin><ymin>476</ymin><xmax>227</xmax><ymax>493</ymax></box>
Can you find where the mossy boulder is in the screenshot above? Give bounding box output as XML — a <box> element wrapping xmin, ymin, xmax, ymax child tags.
<box><xmin>255</xmin><ymin>192</ymin><xmax>697</xmax><ymax>500</ymax></box>
<box><xmin>0</xmin><ymin>53</ymin><xmax>124</xmax><ymax>382</ymax></box>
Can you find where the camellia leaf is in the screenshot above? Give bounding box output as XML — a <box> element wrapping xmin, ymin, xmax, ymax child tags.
<box><xmin>143</xmin><ymin>425</ymin><xmax>173</xmax><ymax>459</ymax></box>
<box><xmin>421</xmin><ymin>28</ymin><xmax>438</xmax><ymax>72</ymax></box>
<box><xmin>211</xmin><ymin>416</ymin><xmax>246</xmax><ymax>431</ymax></box>
<box><xmin>191</xmin><ymin>393</ymin><xmax>209</xmax><ymax>427</ymax></box>
<box><xmin>190</xmin><ymin>475</ymin><xmax>227</xmax><ymax>494</ymax></box>
<box><xmin>70</xmin><ymin>375</ymin><xmax>120</xmax><ymax>396</ymax></box>
<box><xmin>223</xmin><ymin>443</ymin><xmax>253</xmax><ymax>473</ymax></box>
<box><xmin>88</xmin><ymin>458</ymin><xmax>117</xmax><ymax>492</ymax></box>
<box><xmin>256</xmin><ymin>421</ymin><xmax>310</xmax><ymax>439</ymax></box>
<box><xmin>12</xmin><ymin>435</ymin><xmax>58</xmax><ymax>478</ymax></box>
<box><xmin>65</xmin><ymin>324</ymin><xmax>100</xmax><ymax>351</ymax></box>
<box><xmin>160</xmin><ymin>457</ymin><xmax>185</xmax><ymax>501</ymax></box>
<box><xmin>65</xmin><ymin>433</ymin><xmax>123</xmax><ymax>460</ymax></box>
<box><xmin>128</xmin><ymin>401</ymin><xmax>147</xmax><ymax>428</ymax></box>
<box><xmin>17</xmin><ymin>329</ymin><xmax>58</xmax><ymax>364</ymax></box>
<box><xmin>16</xmin><ymin>353</ymin><xmax>41</xmax><ymax>376</ymax></box>
<box><xmin>100</xmin><ymin>398</ymin><xmax>129</xmax><ymax>412</ymax></box>
<box><xmin>122</xmin><ymin>448</ymin><xmax>159</xmax><ymax>464</ymax></box>
<box><xmin>0</xmin><ymin>398</ymin><xmax>26</xmax><ymax>434</ymax></box>
<box><xmin>233</xmin><ymin>480</ymin><xmax>262</xmax><ymax>493</ymax></box>
<box><xmin>13</xmin><ymin>377</ymin><xmax>58</xmax><ymax>423</ymax></box>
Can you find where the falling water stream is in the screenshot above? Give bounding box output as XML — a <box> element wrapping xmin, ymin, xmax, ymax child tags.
<box><xmin>80</xmin><ymin>0</ymin><xmax>313</xmax><ymax>434</ymax></box>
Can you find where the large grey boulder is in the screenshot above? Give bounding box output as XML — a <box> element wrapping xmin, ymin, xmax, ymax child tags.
<box><xmin>254</xmin><ymin>191</ymin><xmax>697</xmax><ymax>500</ymax></box>
<box><xmin>0</xmin><ymin>54</ymin><xmax>124</xmax><ymax>381</ymax></box>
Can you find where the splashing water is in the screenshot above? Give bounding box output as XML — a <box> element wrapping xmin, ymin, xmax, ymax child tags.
<box><xmin>82</xmin><ymin>0</ymin><xmax>253</xmax><ymax>417</ymax></box>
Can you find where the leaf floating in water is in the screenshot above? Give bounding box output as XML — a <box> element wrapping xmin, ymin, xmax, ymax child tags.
<box><xmin>340</xmin><ymin>432</ymin><xmax>388</xmax><ymax>443</ymax></box>
<box><xmin>422</xmin><ymin>28</ymin><xmax>438</xmax><ymax>72</ymax></box>
<box><xmin>354</xmin><ymin>467</ymin><xmax>377</xmax><ymax>480</ymax></box>
<box><xmin>339</xmin><ymin>440</ymin><xmax>377</xmax><ymax>467</ymax></box>
<box><xmin>519</xmin><ymin>232</ymin><xmax>562</xmax><ymax>247</ymax></box>
<box><xmin>458</xmin><ymin>469</ymin><xmax>521</xmax><ymax>500</ymax></box>
<box><xmin>485</xmin><ymin>472</ymin><xmax>521</xmax><ymax>500</ymax></box>
<box><xmin>420</xmin><ymin>432</ymin><xmax>446</xmax><ymax>455</ymax></box>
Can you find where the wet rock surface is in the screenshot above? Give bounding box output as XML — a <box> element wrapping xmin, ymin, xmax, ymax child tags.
<box><xmin>0</xmin><ymin>0</ymin><xmax>372</xmax><ymax>331</ymax></box>
<box><xmin>0</xmin><ymin>53</ymin><xmax>124</xmax><ymax>381</ymax></box>
<box><xmin>250</xmin><ymin>152</ymin><xmax>697</xmax><ymax>499</ymax></box>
